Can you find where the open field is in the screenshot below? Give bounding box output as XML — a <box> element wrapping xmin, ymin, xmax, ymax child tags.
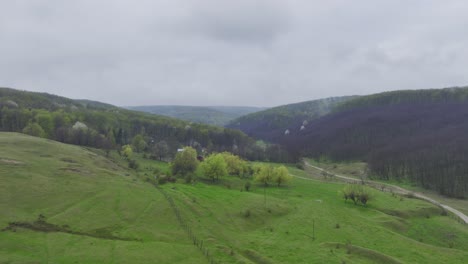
<box><xmin>1</xmin><ymin>133</ymin><xmax>468</xmax><ymax>263</ymax></box>
<box><xmin>305</xmin><ymin>159</ymin><xmax>468</xmax><ymax>218</ymax></box>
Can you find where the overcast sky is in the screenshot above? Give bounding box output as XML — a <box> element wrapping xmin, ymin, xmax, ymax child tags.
<box><xmin>1</xmin><ymin>0</ymin><xmax>468</xmax><ymax>107</ymax></box>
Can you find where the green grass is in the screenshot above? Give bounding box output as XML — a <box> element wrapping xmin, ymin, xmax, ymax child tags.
<box><xmin>306</xmin><ymin>159</ymin><xmax>468</xmax><ymax>217</ymax></box>
<box><xmin>0</xmin><ymin>133</ymin><xmax>205</xmax><ymax>263</ymax></box>
<box><xmin>1</xmin><ymin>133</ymin><xmax>468</xmax><ymax>263</ymax></box>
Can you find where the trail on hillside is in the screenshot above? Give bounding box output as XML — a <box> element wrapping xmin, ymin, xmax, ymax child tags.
<box><xmin>300</xmin><ymin>161</ymin><xmax>468</xmax><ymax>224</ymax></box>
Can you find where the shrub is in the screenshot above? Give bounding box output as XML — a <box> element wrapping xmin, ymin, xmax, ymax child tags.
<box><xmin>245</xmin><ymin>181</ymin><xmax>251</xmax><ymax>192</ymax></box>
<box><xmin>128</xmin><ymin>159</ymin><xmax>139</xmax><ymax>170</ymax></box>
<box><xmin>342</xmin><ymin>185</ymin><xmax>372</xmax><ymax>206</ymax></box>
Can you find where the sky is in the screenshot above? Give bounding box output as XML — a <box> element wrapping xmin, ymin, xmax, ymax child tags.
<box><xmin>1</xmin><ymin>0</ymin><xmax>468</xmax><ymax>107</ymax></box>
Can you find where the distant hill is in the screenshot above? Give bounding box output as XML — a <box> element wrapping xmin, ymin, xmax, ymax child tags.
<box><xmin>226</xmin><ymin>96</ymin><xmax>357</xmax><ymax>141</ymax></box>
<box><xmin>0</xmin><ymin>87</ymin><xmax>290</xmax><ymax>162</ymax></box>
<box><xmin>282</xmin><ymin>86</ymin><xmax>468</xmax><ymax>198</ymax></box>
<box><xmin>126</xmin><ymin>105</ymin><xmax>265</xmax><ymax>126</ymax></box>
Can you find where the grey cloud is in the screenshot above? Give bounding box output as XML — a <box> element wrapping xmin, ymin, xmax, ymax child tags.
<box><xmin>184</xmin><ymin>0</ymin><xmax>290</xmax><ymax>44</ymax></box>
<box><xmin>0</xmin><ymin>1</ymin><xmax>468</xmax><ymax>107</ymax></box>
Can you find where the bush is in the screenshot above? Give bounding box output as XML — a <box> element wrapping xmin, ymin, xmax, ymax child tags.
<box><xmin>295</xmin><ymin>161</ymin><xmax>305</xmax><ymax>170</ymax></box>
<box><xmin>245</xmin><ymin>181</ymin><xmax>251</xmax><ymax>192</ymax></box>
<box><xmin>342</xmin><ymin>185</ymin><xmax>372</xmax><ymax>206</ymax></box>
<box><xmin>128</xmin><ymin>159</ymin><xmax>139</xmax><ymax>170</ymax></box>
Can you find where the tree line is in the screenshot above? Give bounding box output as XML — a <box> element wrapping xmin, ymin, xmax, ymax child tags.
<box><xmin>0</xmin><ymin>87</ymin><xmax>296</xmax><ymax>163</ymax></box>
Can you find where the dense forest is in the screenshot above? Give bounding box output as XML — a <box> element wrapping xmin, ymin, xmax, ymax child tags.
<box><xmin>0</xmin><ymin>87</ymin><xmax>295</xmax><ymax>163</ymax></box>
<box><xmin>227</xmin><ymin>96</ymin><xmax>357</xmax><ymax>141</ymax></box>
<box><xmin>281</xmin><ymin>87</ymin><xmax>468</xmax><ymax>198</ymax></box>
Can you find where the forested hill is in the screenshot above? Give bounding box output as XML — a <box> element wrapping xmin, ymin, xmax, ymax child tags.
<box><xmin>126</xmin><ymin>105</ymin><xmax>264</xmax><ymax>126</ymax></box>
<box><xmin>226</xmin><ymin>96</ymin><xmax>357</xmax><ymax>141</ymax></box>
<box><xmin>281</xmin><ymin>86</ymin><xmax>468</xmax><ymax>198</ymax></box>
<box><xmin>0</xmin><ymin>87</ymin><xmax>292</xmax><ymax>162</ymax></box>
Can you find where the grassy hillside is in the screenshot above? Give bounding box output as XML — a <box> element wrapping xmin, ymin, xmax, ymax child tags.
<box><xmin>126</xmin><ymin>105</ymin><xmax>264</xmax><ymax>126</ymax></box>
<box><xmin>226</xmin><ymin>96</ymin><xmax>357</xmax><ymax>142</ymax></box>
<box><xmin>2</xmin><ymin>132</ymin><xmax>468</xmax><ymax>263</ymax></box>
<box><xmin>0</xmin><ymin>133</ymin><xmax>205</xmax><ymax>263</ymax></box>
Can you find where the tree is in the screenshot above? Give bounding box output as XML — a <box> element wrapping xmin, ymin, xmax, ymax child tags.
<box><xmin>220</xmin><ymin>152</ymin><xmax>246</xmax><ymax>176</ymax></box>
<box><xmin>132</xmin><ymin>134</ymin><xmax>147</xmax><ymax>152</ymax></box>
<box><xmin>199</xmin><ymin>154</ymin><xmax>228</xmax><ymax>182</ymax></box>
<box><xmin>272</xmin><ymin>166</ymin><xmax>292</xmax><ymax>186</ymax></box>
<box><xmin>152</xmin><ymin>140</ymin><xmax>169</xmax><ymax>161</ymax></box>
<box><xmin>254</xmin><ymin>165</ymin><xmax>275</xmax><ymax>186</ymax></box>
<box><xmin>122</xmin><ymin>145</ymin><xmax>133</xmax><ymax>159</ymax></box>
<box><xmin>171</xmin><ymin>147</ymin><xmax>199</xmax><ymax>177</ymax></box>
<box><xmin>22</xmin><ymin>122</ymin><xmax>45</xmax><ymax>138</ymax></box>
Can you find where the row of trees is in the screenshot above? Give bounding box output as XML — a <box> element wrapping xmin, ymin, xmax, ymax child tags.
<box><xmin>168</xmin><ymin>147</ymin><xmax>292</xmax><ymax>187</ymax></box>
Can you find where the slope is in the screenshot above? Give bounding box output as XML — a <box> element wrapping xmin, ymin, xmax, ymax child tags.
<box><xmin>226</xmin><ymin>96</ymin><xmax>357</xmax><ymax>142</ymax></box>
<box><xmin>0</xmin><ymin>132</ymin><xmax>205</xmax><ymax>263</ymax></box>
<box><xmin>283</xmin><ymin>86</ymin><xmax>468</xmax><ymax>198</ymax></box>
<box><xmin>0</xmin><ymin>87</ymin><xmax>283</xmax><ymax>162</ymax></box>
<box><xmin>1</xmin><ymin>133</ymin><xmax>468</xmax><ymax>263</ymax></box>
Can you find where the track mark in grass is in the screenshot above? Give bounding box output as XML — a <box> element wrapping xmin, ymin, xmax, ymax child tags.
<box><xmin>48</xmin><ymin>191</ymin><xmax>105</xmax><ymax>220</ymax></box>
<box><xmin>0</xmin><ymin>158</ymin><xmax>24</xmax><ymax>165</ymax></box>
<box><xmin>243</xmin><ymin>249</ymin><xmax>274</xmax><ymax>264</ymax></box>
<box><xmin>2</xmin><ymin>215</ymin><xmax>141</xmax><ymax>242</ymax></box>
<box><xmin>322</xmin><ymin>242</ymin><xmax>403</xmax><ymax>264</ymax></box>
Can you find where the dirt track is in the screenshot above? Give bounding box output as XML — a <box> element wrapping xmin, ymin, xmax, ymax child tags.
<box><xmin>301</xmin><ymin>161</ymin><xmax>468</xmax><ymax>224</ymax></box>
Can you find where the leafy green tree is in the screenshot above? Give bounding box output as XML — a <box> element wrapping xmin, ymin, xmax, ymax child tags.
<box><xmin>35</xmin><ymin>112</ymin><xmax>54</xmax><ymax>137</ymax></box>
<box><xmin>22</xmin><ymin>122</ymin><xmax>45</xmax><ymax>138</ymax></box>
<box><xmin>171</xmin><ymin>147</ymin><xmax>199</xmax><ymax>177</ymax></box>
<box><xmin>132</xmin><ymin>134</ymin><xmax>147</xmax><ymax>152</ymax></box>
<box><xmin>220</xmin><ymin>152</ymin><xmax>247</xmax><ymax>176</ymax></box>
<box><xmin>272</xmin><ymin>166</ymin><xmax>292</xmax><ymax>186</ymax></box>
<box><xmin>254</xmin><ymin>165</ymin><xmax>275</xmax><ymax>186</ymax></box>
<box><xmin>122</xmin><ymin>145</ymin><xmax>133</xmax><ymax>159</ymax></box>
<box><xmin>152</xmin><ymin>140</ymin><xmax>169</xmax><ymax>161</ymax></box>
<box><xmin>200</xmin><ymin>154</ymin><xmax>228</xmax><ymax>182</ymax></box>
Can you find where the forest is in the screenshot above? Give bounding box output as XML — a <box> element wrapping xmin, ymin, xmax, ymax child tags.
<box><xmin>0</xmin><ymin>87</ymin><xmax>295</xmax><ymax>163</ymax></box>
<box><xmin>281</xmin><ymin>87</ymin><xmax>468</xmax><ymax>198</ymax></box>
<box><xmin>226</xmin><ymin>96</ymin><xmax>356</xmax><ymax>141</ymax></box>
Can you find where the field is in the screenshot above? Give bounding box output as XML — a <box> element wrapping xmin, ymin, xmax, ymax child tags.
<box><xmin>1</xmin><ymin>133</ymin><xmax>468</xmax><ymax>263</ymax></box>
<box><xmin>305</xmin><ymin>159</ymin><xmax>468</xmax><ymax>217</ymax></box>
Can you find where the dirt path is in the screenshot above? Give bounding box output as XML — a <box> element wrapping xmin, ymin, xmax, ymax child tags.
<box><xmin>302</xmin><ymin>161</ymin><xmax>468</xmax><ymax>224</ymax></box>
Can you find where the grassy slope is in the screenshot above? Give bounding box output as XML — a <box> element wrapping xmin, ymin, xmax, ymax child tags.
<box><xmin>306</xmin><ymin>159</ymin><xmax>468</xmax><ymax>217</ymax></box>
<box><xmin>0</xmin><ymin>133</ymin><xmax>205</xmax><ymax>264</ymax></box>
<box><xmin>163</xmin><ymin>170</ymin><xmax>468</xmax><ymax>263</ymax></box>
<box><xmin>1</xmin><ymin>133</ymin><xmax>468</xmax><ymax>263</ymax></box>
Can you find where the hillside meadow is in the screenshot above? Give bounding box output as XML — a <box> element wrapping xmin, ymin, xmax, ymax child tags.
<box><xmin>1</xmin><ymin>133</ymin><xmax>468</xmax><ymax>263</ymax></box>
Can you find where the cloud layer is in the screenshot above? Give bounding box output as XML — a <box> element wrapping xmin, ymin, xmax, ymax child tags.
<box><xmin>1</xmin><ymin>0</ymin><xmax>467</xmax><ymax>106</ymax></box>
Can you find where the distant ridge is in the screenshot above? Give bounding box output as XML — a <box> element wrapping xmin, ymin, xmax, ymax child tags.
<box><xmin>126</xmin><ymin>105</ymin><xmax>265</xmax><ymax>126</ymax></box>
<box><xmin>226</xmin><ymin>96</ymin><xmax>357</xmax><ymax>141</ymax></box>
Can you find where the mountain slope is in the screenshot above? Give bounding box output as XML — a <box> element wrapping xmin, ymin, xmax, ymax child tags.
<box><xmin>226</xmin><ymin>96</ymin><xmax>357</xmax><ymax>141</ymax></box>
<box><xmin>0</xmin><ymin>87</ymin><xmax>289</xmax><ymax>162</ymax></box>
<box><xmin>283</xmin><ymin>86</ymin><xmax>468</xmax><ymax>198</ymax></box>
<box><xmin>126</xmin><ymin>105</ymin><xmax>264</xmax><ymax>126</ymax></box>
